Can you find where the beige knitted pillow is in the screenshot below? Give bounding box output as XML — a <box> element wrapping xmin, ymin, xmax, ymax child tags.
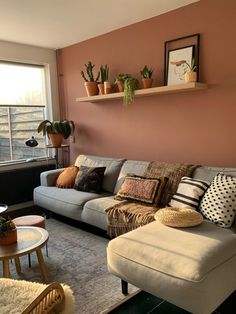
<box><xmin>155</xmin><ymin>207</ymin><xmax>203</xmax><ymax>227</ymax></box>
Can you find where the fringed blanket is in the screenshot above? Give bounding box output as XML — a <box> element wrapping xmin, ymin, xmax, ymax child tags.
<box><xmin>144</xmin><ymin>161</ymin><xmax>196</xmax><ymax>207</ymax></box>
<box><xmin>105</xmin><ymin>201</ymin><xmax>157</xmax><ymax>238</ymax></box>
<box><xmin>106</xmin><ymin>161</ymin><xmax>196</xmax><ymax>238</ymax></box>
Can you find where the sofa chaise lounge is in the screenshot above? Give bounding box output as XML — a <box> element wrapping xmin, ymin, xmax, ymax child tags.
<box><xmin>34</xmin><ymin>154</ymin><xmax>236</xmax><ymax>314</ymax></box>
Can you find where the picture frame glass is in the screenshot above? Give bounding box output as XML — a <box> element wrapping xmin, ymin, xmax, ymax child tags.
<box><xmin>167</xmin><ymin>45</ymin><xmax>194</xmax><ymax>85</ymax></box>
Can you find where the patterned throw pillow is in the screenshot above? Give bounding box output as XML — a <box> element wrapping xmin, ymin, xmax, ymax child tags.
<box><xmin>169</xmin><ymin>177</ymin><xmax>210</xmax><ymax>209</ymax></box>
<box><xmin>56</xmin><ymin>165</ymin><xmax>79</xmax><ymax>188</ymax></box>
<box><xmin>115</xmin><ymin>174</ymin><xmax>168</xmax><ymax>206</ymax></box>
<box><xmin>199</xmin><ymin>173</ymin><xmax>236</xmax><ymax>228</ymax></box>
<box><xmin>74</xmin><ymin>166</ymin><xmax>106</xmax><ymax>193</ymax></box>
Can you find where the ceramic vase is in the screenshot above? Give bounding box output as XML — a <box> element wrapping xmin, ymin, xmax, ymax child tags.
<box><xmin>98</xmin><ymin>83</ymin><xmax>105</xmax><ymax>95</ymax></box>
<box><xmin>185</xmin><ymin>71</ymin><xmax>197</xmax><ymax>83</ymax></box>
<box><xmin>0</xmin><ymin>228</ymin><xmax>17</xmax><ymax>246</ymax></box>
<box><xmin>49</xmin><ymin>133</ymin><xmax>63</xmax><ymax>147</ymax></box>
<box><xmin>142</xmin><ymin>78</ymin><xmax>153</xmax><ymax>89</ymax></box>
<box><xmin>104</xmin><ymin>81</ymin><xmax>112</xmax><ymax>94</ymax></box>
<box><xmin>84</xmin><ymin>82</ymin><xmax>99</xmax><ymax>96</ymax></box>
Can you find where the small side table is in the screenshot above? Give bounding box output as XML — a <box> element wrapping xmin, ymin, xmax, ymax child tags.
<box><xmin>46</xmin><ymin>144</ymin><xmax>70</xmax><ymax>168</ymax></box>
<box><xmin>0</xmin><ymin>226</ymin><xmax>49</xmax><ymax>282</ymax></box>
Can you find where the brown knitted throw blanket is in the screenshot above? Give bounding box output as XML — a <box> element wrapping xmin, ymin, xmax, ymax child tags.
<box><xmin>105</xmin><ymin>161</ymin><xmax>195</xmax><ymax>238</ymax></box>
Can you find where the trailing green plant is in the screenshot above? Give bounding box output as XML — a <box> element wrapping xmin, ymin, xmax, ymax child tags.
<box><xmin>0</xmin><ymin>216</ymin><xmax>16</xmax><ymax>238</ymax></box>
<box><xmin>115</xmin><ymin>74</ymin><xmax>139</xmax><ymax>105</ymax></box>
<box><xmin>100</xmin><ymin>64</ymin><xmax>109</xmax><ymax>83</ymax></box>
<box><xmin>140</xmin><ymin>65</ymin><xmax>153</xmax><ymax>79</ymax></box>
<box><xmin>185</xmin><ymin>57</ymin><xmax>197</xmax><ymax>72</ymax></box>
<box><xmin>81</xmin><ymin>61</ymin><xmax>100</xmax><ymax>82</ymax></box>
<box><xmin>37</xmin><ymin>119</ymin><xmax>75</xmax><ymax>139</ymax></box>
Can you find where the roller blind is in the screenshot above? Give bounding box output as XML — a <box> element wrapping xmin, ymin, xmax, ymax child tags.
<box><xmin>0</xmin><ymin>61</ymin><xmax>46</xmax><ymax>107</ymax></box>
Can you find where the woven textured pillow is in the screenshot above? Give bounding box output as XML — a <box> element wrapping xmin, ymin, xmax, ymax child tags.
<box><xmin>169</xmin><ymin>176</ymin><xmax>210</xmax><ymax>209</ymax></box>
<box><xmin>199</xmin><ymin>173</ymin><xmax>236</xmax><ymax>228</ymax></box>
<box><xmin>74</xmin><ymin>166</ymin><xmax>106</xmax><ymax>193</ymax></box>
<box><xmin>155</xmin><ymin>207</ymin><xmax>203</xmax><ymax>227</ymax></box>
<box><xmin>115</xmin><ymin>174</ymin><xmax>168</xmax><ymax>206</ymax></box>
<box><xmin>56</xmin><ymin>165</ymin><xmax>79</xmax><ymax>188</ymax></box>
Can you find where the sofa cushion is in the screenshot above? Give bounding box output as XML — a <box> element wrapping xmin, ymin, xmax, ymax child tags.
<box><xmin>82</xmin><ymin>196</ymin><xmax>122</xmax><ymax>230</ymax></box>
<box><xmin>200</xmin><ymin>173</ymin><xmax>236</xmax><ymax>228</ymax></box>
<box><xmin>56</xmin><ymin>165</ymin><xmax>79</xmax><ymax>188</ymax></box>
<box><xmin>74</xmin><ymin>166</ymin><xmax>106</xmax><ymax>193</ymax></box>
<box><xmin>115</xmin><ymin>174</ymin><xmax>168</xmax><ymax>206</ymax></box>
<box><xmin>74</xmin><ymin>155</ymin><xmax>125</xmax><ymax>193</ymax></box>
<box><xmin>34</xmin><ymin>186</ymin><xmax>106</xmax><ymax>220</ymax></box>
<box><xmin>107</xmin><ymin>219</ymin><xmax>236</xmax><ymax>282</ymax></box>
<box><xmin>113</xmin><ymin>160</ymin><xmax>150</xmax><ymax>194</ymax></box>
<box><xmin>169</xmin><ymin>176</ymin><xmax>210</xmax><ymax>209</ymax></box>
<box><xmin>192</xmin><ymin>166</ymin><xmax>236</xmax><ymax>181</ymax></box>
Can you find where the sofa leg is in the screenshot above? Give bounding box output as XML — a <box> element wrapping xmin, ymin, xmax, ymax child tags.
<box><xmin>121</xmin><ymin>280</ymin><xmax>128</xmax><ymax>295</ymax></box>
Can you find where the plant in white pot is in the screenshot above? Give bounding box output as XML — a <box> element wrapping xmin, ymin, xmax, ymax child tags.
<box><xmin>184</xmin><ymin>58</ymin><xmax>197</xmax><ymax>83</ymax></box>
<box><xmin>81</xmin><ymin>61</ymin><xmax>100</xmax><ymax>96</ymax></box>
<box><xmin>37</xmin><ymin>119</ymin><xmax>75</xmax><ymax>147</ymax></box>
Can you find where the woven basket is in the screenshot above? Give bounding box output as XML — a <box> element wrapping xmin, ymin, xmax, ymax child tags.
<box><xmin>154</xmin><ymin>207</ymin><xmax>203</xmax><ymax>227</ymax></box>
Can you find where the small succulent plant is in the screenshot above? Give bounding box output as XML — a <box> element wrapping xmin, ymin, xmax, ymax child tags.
<box><xmin>140</xmin><ymin>65</ymin><xmax>153</xmax><ymax>79</ymax></box>
<box><xmin>100</xmin><ymin>64</ymin><xmax>109</xmax><ymax>83</ymax></box>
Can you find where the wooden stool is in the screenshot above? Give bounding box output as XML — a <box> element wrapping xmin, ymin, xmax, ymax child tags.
<box><xmin>13</xmin><ymin>215</ymin><xmax>48</xmax><ymax>267</ymax></box>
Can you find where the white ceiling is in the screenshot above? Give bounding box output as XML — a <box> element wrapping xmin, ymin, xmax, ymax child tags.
<box><xmin>0</xmin><ymin>0</ymin><xmax>199</xmax><ymax>49</ymax></box>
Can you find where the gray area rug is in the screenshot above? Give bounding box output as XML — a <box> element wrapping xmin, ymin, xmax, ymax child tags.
<box><xmin>9</xmin><ymin>218</ymin><xmax>137</xmax><ymax>313</ymax></box>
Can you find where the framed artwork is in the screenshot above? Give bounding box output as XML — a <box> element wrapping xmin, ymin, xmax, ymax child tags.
<box><xmin>164</xmin><ymin>33</ymin><xmax>200</xmax><ymax>86</ymax></box>
<box><xmin>167</xmin><ymin>45</ymin><xmax>194</xmax><ymax>85</ymax></box>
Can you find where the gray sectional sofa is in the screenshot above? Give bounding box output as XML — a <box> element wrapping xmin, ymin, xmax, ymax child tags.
<box><xmin>34</xmin><ymin>154</ymin><xmax>236</xmax><ymax>314</ymax></box>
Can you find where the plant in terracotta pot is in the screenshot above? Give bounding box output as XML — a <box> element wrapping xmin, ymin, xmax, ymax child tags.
<box><xmin>37</xmin><ymin>119</ymin><xmax>75</xmax><ymax>147</ymax></box>
<box><xmin>98</xmin><ymin>64</ymin><xmax>110</xmax><ymax>95</ymax></box>
<box><xmin>0</xmin><ymin>216</ymin><xmax>17</xmax><ymax>246</ymax></box>
<box><xmin>140</xmin><ymin>65</ymin><xmax>153</xmax><ymax>88</ymax></box>
<box><xmin>184</xmin><ymin>58</ymin><xmax>197</xmax><ymax>83</ymax></box>
<box><xmin>81</xmin><ymin>61</ymin><xmax>100</xmax><ymax>96</ymax></box>
<box><xmin>114</xmin><ymin>74</ymin><xmax>139</xmax><ymax>105</ymax></box>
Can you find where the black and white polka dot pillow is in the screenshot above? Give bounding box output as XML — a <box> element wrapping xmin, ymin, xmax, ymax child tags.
<box><xmin>199</xmin><ymin>173</ymin><xmax>236</xmax><ymax>228</ymax></box>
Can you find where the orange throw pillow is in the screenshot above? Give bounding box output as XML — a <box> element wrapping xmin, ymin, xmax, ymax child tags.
<box><xmin>56</xmin><ymin>165</ymin><xmax>79</xmax><ymax>188</ymax></box>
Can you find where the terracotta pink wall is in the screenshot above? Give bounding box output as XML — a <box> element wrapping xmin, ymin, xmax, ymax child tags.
<box><xmin>57</xmin><ymin>0</ymin><xmax>236</xmax><ymax>167</ymax></box>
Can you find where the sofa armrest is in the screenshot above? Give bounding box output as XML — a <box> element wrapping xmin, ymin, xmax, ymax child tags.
<box><xmin>40</xmin><ymin>169</ymin><xmax>64</xmax><ymax>187</ymax></box>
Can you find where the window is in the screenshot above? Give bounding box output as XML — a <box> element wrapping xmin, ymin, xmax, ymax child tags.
<box><xmin>0</xmin><ymin>61</ymin><xmax>49</xmax><ymax>163</ymax></box>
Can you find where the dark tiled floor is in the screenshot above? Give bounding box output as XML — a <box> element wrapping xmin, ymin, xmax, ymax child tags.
<box><xmin>109</xmin><ymin>290</ymin><xmax>236</xmax><ymax>314</ymax></box>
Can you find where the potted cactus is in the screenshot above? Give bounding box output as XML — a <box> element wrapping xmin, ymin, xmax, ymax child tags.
<box><xmin>140</xmin><ymin>65</ymin><xmax>153</xmax><ymax>88</ymax></box>
<box><xmin>98</xmin><ymin>64</ymin><xmax>110</xmax><ymax>95</ymax></box>
<box><xmin>81</xmin><ymin>61</ymin><xmax>100</xmax><ymax>96</ymax></box>
<box><xmin>0</xmin><ymin>216</ymin><xmax>17</xmax><ymax>246</ymax></box>
<box><xmin>114</xmin><ymin>74</ymin><xmax>139</xmax><ymax>105</ymax></box>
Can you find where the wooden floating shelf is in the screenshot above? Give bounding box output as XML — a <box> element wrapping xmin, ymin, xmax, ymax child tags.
<box><xmin>76</xmin><ymin>82</ymin><xmax>208</xmax><ymax>103</ymax></box>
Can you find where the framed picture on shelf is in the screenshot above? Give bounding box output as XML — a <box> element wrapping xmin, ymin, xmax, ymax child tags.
<box><xmin>164</xmin><ymin>33</ymin><xmax>200</xmax><ymax>86</ymax></box>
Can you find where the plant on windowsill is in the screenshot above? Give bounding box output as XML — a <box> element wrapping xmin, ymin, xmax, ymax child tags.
<box><xmin>184</xmin><ymin>58</ymin><xmax>197</xmax><ymax>83</ymax></box>
<box><xmin>81</xmin><ymin>61</ymin><xmax>100</xmax><ymax>96</ymax></box>
<box><xmin>0</xmin><ymin>216</ymin><xmax>17</xmax><ymax>246</ymax></box>
<box><xmin>114</xmin><ymin>74</ymin><xmax>139</xmax><ymax>105</ymax></box>
<box><xmin>37</xmin><ymin>119</ymin><xmax>75</xmax><ymax>147</ymax></box>
<box><xmin>140</xmin><ymin>65</ymin><xmax>153</xmax><ymax>89</ymax></box>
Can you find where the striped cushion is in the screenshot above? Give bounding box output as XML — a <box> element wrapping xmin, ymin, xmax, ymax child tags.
<box><xmin>169</xmin><ymin>177</ymin><xmax>210</xmax><ymax>209</ymax></box>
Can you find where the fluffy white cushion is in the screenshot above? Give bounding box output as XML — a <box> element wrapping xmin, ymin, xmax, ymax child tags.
<box><xmin>200</xmin><ymin>173</ymin><xmax>236</xmax><ymax>228</ymax></box>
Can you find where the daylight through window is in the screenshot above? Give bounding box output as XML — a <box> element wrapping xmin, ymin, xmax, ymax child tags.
<box><xmin>0</xmin><ymin>61</ymin><xmax>48</xmax><ymax>163</ymax></box>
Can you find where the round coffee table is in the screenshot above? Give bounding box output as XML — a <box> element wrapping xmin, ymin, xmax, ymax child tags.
<box><xmin>0</xmin><ymin>226</ymin><xmax>49</xmax><ymax>282</ymax></box>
